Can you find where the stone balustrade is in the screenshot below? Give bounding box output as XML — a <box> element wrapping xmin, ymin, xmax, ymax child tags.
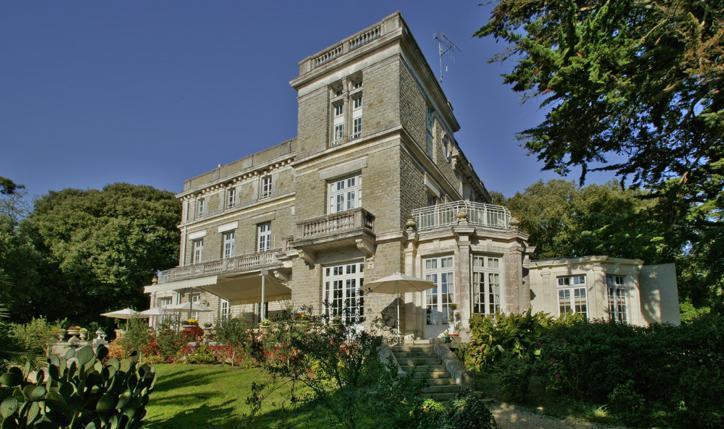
<box><xmin>298</xmin><ymin>13</ymin><xmax>402</xmax><ymax>75</ymax></box>
<box><xmin>296</xmin><ymin>208</ymin><xmax>375</xmax><ymax>241</ymax></box>
<box><xmin>157</xmin><ymin>250</ymin><xmax>281</xmax><ymax>284</ymax></box>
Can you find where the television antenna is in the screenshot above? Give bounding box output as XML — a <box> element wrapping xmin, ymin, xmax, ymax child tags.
<box><xmin>434</xmin><ymin>33</ymin><xmax>461</xmax><ymax>84</ymax></box>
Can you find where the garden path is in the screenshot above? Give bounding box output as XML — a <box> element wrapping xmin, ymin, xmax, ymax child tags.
<box><xmin>491</xmin><ymin>402</ymin><xmax>624</xmax><ymax>429</ymax></box>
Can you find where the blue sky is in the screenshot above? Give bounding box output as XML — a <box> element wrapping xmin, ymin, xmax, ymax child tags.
<box><xmin>0</xmin><ymin>1</ymin><xmax>615</xmax><ymax>200</ymax></box>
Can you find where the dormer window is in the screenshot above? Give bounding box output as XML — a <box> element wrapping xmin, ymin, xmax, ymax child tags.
<box><xmin>196</xmin><ymin>198</ymin><xmax>206</xmax><ymax>217</ymax></box>
<box><xmin>227</xmin><ymin>187</ymin><xmax>236</xmax><ymax>208</ymax></box>
<box><xmin>260</xmin><ymin>175</ymin><xmax>273</xmax><ymax>199</ymax></box>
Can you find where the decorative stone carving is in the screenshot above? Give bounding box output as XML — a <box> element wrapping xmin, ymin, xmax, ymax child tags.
<box><xmin>355</xmin><ymin>238</ymin><xmax>375</xmax><ymax>257</ymax></box>
<box><xmin>298</xmin><ymin>250</ymin><xmax>315</xmax><ymax>267</ymax></box>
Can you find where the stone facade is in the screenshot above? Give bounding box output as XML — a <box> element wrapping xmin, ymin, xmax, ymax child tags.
<box><xmin>144</xmin><ymin>13</ymin><xmax>678</xmax><ymax>336</ymax></box>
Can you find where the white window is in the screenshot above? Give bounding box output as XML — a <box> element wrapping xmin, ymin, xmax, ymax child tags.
<box><xmin>157</xmin><ymin>296</ymin><xmax>172</xmax><ymax>308</ymax></box>
<box><xmin>351</xmin><ymin>93</ymin><xmax>363</xmax><ymax>140</ymax></box>
<box><xmin>257</xmin><ymin>222</ymin><xmax>271</xmax><ymax>252</ymax></box>
<box><xmin>351</xmin><ymin>118</ymin><xmax>362</xmax><ymax>140</ymax></box>
<box><xmin>191</xmin><ymin>238</ymin><xmax>204</xmax><ymax>264</ymax></box>
<box><xmin>472</xmin><ymin>256</ymin><xmax>501</xmax><ymax>315</ymax></box>
<box><xmin>196</xmin><ymin>198</ymin><xmax>206</xmax><ymax>217</ymax></box>
<box><xmin>425</xmin><ymin>107</ymin><xmax>435</xmax><ymax>157</ymax></box>
<box><xmin>220</xmin><ymin>299</ymin><xmax>230</xmax><ymax>320</ymax></box>
<box><xmin>222</xmin><ymin>230</ymin><xmax>235</xmax><ymax>259</ymax></box>
<box><xmin>227</xmin><ymin>187</ymin><xmax>236</xmax><ymax>208</ymax></box>
<box><xmin>260</xmin><ymin>175</ymin><xmax>272</xmax><ymax>199</ymax></box>
<box><xmin>424</xmin><ymin>256</ymin><xmax>454</xmax><ymax>325</ymax></box>
<box><xmin>332</xmin><ymin>101</ymin><xmax>345</xmax><ymax>146</ymax></box>
<box><xmin>351</xmin><ymin>80</ymin><xmax>362</xmax><ymax>90</ymax></box>
<box><xmin>328</xmin><ymin>175</ymin><xmax>362</xmax><ymax>213</ymax></box>
<box><xmin>607</xmin><ymin>275</ymin><xmax>628</xmax><ymax>323</ymax></box>
<box><xmin>334</xmin><ymin>103</ymin><xmax>344</xmax><ymax>116</ymax></box>
<box><xmin>557</xmin><ymin>275</ymin><xmax>588</xmax><ymax>319</ymax></box>
<box><xmin>323</xmin><ymin>261</ymin><xmax>364</xmax><ymax>324</ymax></box>
<box><xmin>352</xmin><ymin>94</ymin><xmax>363</xmax><ymax>109</ymax></box>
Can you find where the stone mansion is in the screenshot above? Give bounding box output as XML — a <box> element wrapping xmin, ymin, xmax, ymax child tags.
<box><xmin>144</xmin><ymin>13</ymin><xmax>680</xmax><ymax>338</ymax></box>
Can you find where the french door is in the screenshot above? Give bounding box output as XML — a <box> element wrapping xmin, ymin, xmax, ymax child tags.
<box><xmin>323</xmin><ymin>261</ymin><xmax>365</xmax><ymax>325</ymax></box>
<box><xmin>423</xmin><ymin>256</ymin><xmax>454</xmax><ymax>325</ymax></box>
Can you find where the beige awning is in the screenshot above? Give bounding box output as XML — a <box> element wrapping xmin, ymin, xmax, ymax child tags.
<box><xmin>143</xmin><ymin>275</ymin><xmax>218</xmax><ymax>294</ymax></box>
<box><xmin>143</xmin><ymin>273</ymin><xmax>290</xmax><ymax>305</ymax></box>
<box><xmin>200</xmin><ymin>273</ymin><xmax>291</xmax><ymax>305</ymax></box>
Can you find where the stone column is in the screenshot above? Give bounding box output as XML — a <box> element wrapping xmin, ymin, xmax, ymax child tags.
<box><xmin>453</xmin><ymin>222</ymin><xmax>474</xmax><ymax>331</ymax></box>
<box><xmin>503</xmin><ymin>245</ymin><xmax>524</xmax><ymax>313</ymax></box>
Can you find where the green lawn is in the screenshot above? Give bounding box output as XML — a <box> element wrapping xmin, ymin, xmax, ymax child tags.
<box><xmin>145</xmin><ymin>364</ymin><xmax>336</xmax><ymax>428</ymax></box>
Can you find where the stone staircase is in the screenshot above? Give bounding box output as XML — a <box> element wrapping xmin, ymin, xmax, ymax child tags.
<box><xmin>391</xmin><ymin>341</ymin><xmax>461</xmax><ymax>402</ymax></box>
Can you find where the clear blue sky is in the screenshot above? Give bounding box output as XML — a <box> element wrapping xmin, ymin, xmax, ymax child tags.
<box><xmin>0</xmin><ymin>0</ymin><xmax>615</xmax><ymax>200</ymax></box>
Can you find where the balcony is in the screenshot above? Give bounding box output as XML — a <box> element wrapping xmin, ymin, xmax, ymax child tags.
<box><xmin>411</xmin><ymin>201</ymin><xmax>512</xmax><ymax>232</ymax></box>
<box><xmin>157</xmin><ymin>250</ymin><xmax>282</xmax><ymax>284</ymax></box>
<box><xmin>292</xmin><ymin>208</ymin><xmax>376</xmax><ymax>259</ymax></box>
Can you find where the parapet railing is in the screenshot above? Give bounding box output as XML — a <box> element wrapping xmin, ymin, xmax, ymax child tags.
<box><xmin>157</xmin><ymin>250</ymin><xmax>281</xmax><ymax>284</ymax></box>
<box><xmin>411</xmin><ymin>201</ymin><xmax>511</xmax><ymax>231</ymax></box>
<box><xmin>299</xmin><ymin>14</ymin><xmax>402</xmax><ymax>74</ymax></box>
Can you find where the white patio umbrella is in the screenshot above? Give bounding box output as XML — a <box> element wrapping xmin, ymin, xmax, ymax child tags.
<box><xmin>139</xmin><ymin>307</ymin><xmax>167</xmax><ymax>317</ymax></box>
<box><xmin>164</xmin><ymin>301</ymin><xmax>213</xmax><ymax>320</ymax></box>
<box><xmin>363</xmin><ymin>273</ymin><xmax>435</xmax><ymax>343</ymax></box>
<box><xmin>100</xmin><ymin>308</ymin><xmax>146</xmax><ymax>319</ymax></box>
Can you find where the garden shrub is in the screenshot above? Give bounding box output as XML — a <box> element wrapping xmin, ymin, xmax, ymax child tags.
<box><xmin>446</xmin><ymin>391</ymin><xmax>497</xmax><ymax>429</ymax></box>
<box><xmin>214</xmin><ymin>317</ymin><xmax>252</xmax><ymax>366</ymax></box>
<box><xmin>120</xmin><ymin>317</ymin><xmax>150</xmax><ymax>357</ymax></box>
<box><xmin>413</xmin><ymin>392</ymin><xmax>497</xmax><ymax>429</ymax></box>
<box><xmin>414</xmin><ymin>399</ymin><xmax>447</xmax><ymax>429</ymax></box>
<box><xmin>10</xmin><ymin>317</ymin><xmax>59</xmax><ymax>368</ymax></box>
<box><xmin>155</xmin><ymin>321</ymin><xmax>185</xmax><ymax>362</ymax></box>
<box><xmin>182</xmin><ymin>344</ymin><xmax>217</xmax><ymax>364</ymax></box>
<box><xmin>465</xmin><ymin>312</ymin><xmax>724</xmax><ymax>428</ymax></box>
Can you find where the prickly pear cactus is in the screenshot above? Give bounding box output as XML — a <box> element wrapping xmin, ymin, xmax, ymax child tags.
<box><xmin>0</xmin><ymin>345</ymin><xmax>155</xmax><ymax>429</ymax></box>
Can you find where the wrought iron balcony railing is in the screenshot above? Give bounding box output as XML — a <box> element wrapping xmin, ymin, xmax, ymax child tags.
<box><xmin>411</xmin><ymin>201</ymin><xmax>511</xmax><ymax>231</ymax></box>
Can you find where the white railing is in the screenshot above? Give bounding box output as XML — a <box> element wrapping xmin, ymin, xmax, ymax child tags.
<box><xmin>158</xmin><ymin>250</ymin><xmax>281</xmax><ymax>284</ymax></box>
<box><xmin>313</xmin><ymin>44</ymin><xmax>343</xmax><ymax>67</ymax></box>
<box><xmin>411</xmin><ymin>201</ymin><xmax>512</xmax><ymax>231</ymax></box>
<box><xmin>297</xmin><ymin>208</ymin><xmax>375</xmax><ymax>240</ymax></box>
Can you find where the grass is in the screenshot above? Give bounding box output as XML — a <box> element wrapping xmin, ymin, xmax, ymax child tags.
<box><xmin>145</xmin><ymin>364</ymin><xmax>337</xmax><ymax>428</ymax></box>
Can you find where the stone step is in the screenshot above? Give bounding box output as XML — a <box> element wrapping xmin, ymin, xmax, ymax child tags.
<box><xmin>396</xmin><ymin>357</ymin><xmax>441</xmax><ymax>366</ymax></box>
<box><xmin>425</xmin><ymin>392</ymin><xmax>458</xmax><ymax>402</ymax></box>
<box><xmin>421</xmin><ymin>384</ymin><xmax>461</xmax><ymax>394</ymax></box>
<box><xmin>392</xmin><ymin>345</ymin><xmax>434</xmax><ymax>353</ymax></box>
<box><xmin>411</xmin><ymin>370</ymin><xmax>450</xmax><ymax>379</ymax></box>
<box><xmin>400</xmin><ymin>364</ymin><xmax>447</xmax><ymax>373</ymax></box>
<box><xmin>424</xmin><ymin>378</ymin><xmax>457</xmax><ymax>386</ymax></box>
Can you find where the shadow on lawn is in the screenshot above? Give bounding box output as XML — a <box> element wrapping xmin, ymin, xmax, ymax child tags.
<box><xmin>146</xmin><ymin>396</ymin><xmax>332</xmax><ymax>429</ymax></box>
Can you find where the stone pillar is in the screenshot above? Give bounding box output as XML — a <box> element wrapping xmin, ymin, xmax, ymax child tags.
<box><xmin>503</xmin><ymin>245</ymin><xmax>524</xmax><ymax>313</ymax></box>
<box><xmin>453</xmin><ymin>223</ymin><xmax>474</xmax><ymax>330</ymax></box>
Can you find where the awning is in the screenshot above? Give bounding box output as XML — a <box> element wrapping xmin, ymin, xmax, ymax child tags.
<box><xmin>144</xmin><ymin>275</ymin><xmax>218</xmax><ymax>294</ymax></box>
<box><xmin>200</xmin><ymin>273</ymin><xmax>291</xmax><ymax>305</ymax></box>
<box><xmin>143</xmin><ymin>272</ymin><xmax>290</xmax><ymax>305</ymax></box>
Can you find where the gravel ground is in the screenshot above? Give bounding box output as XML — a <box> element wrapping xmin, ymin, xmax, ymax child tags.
<box><xmin>490</xmin><ymin>401</ymin><xmax>625</xmax><ymax>429</ymax></box>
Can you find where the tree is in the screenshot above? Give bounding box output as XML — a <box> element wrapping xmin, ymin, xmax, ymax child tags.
<box><xmin>18</xmin><ymin>183</ymin><xmax>180</xmax><ymax>323</ymax></box>
<box><xmin>478</xmin><ymin>0</ymin><xmax>722</xmax><ymax>310</ymax></box>
<box><xmin>507</xmin><ymin>180</ymin><xmax>669</xmax><ymax>260</ymax></box>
